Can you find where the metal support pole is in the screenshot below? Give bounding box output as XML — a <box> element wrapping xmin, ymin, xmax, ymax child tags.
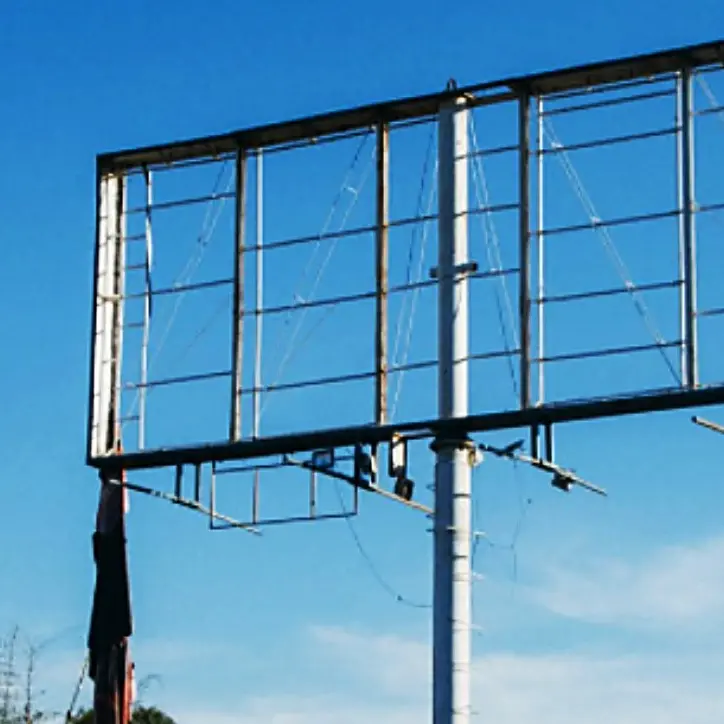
<box><xmin>253</xmin><ymin>149</ymin><xmax>264</xmax><ymax>439</ymax></box>
<box><xmin>139</xmin><ymin>167</ymin><xmax>153</xmax><ymax>450</ymax></box>
<box><xmin>230</xmin><ymin>150</ymin><xmax>247</xmax><ymax>440</ymax></box>
<box><xmin>375</xmin><ymin>123</ymin><xmax>390</xmax><ymax>425</ymax></box>
<box><xmin>110</xmin><ymin>176</ymin><xmax>126</xmax><ymax>452</ymax></box>
<box><xmin>434</xmin><ymin>97</ymin><xmax>472</xmax><ymax>724</ymax></box>
<box><xmin>519</xmin><ymin>93</ymin><xmax>531</xmax><ymax>410</ymax></box>
<box><xmin>90</xmin><ymin>175</ymin><xmax>113</xmax><ymax>458</ymax></box>
<box><xmin>677</xmin><ymin>69</ymin><xmax>698</xmax><ymax>387</ymax></box>
<box><xmin>252</xmin><ymin>149</ymin><xmax>264</xmax><ymax>522</ymax></box>
<box><xmin>536</xmin><ymin>95</ymin><xmax>545</xmax><ymax>405</ymax></box>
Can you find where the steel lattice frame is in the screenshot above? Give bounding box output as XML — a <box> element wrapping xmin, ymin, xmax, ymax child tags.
<box><xmin>88</xmin><ymin>39</ymin><xmax>724</xmax><ymax>475</ymax></box>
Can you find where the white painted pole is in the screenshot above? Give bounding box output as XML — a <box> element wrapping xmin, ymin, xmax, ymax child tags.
<box><xmin>434</xmin><ymin>96</ymin><xmax>472</xmax><ymax>724</ymax></box>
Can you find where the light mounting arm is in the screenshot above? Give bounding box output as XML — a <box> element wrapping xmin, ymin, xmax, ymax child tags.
<box><xmin>478</xmin><ymin>440</ymin><xmax>607</xmax><ymax>497</ymax></box>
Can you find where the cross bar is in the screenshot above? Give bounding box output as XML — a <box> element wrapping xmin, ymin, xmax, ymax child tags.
<box><xmin>90</xmin><ymin>384</ymin><xmax>724</xmax><ymax>471</ymax></box>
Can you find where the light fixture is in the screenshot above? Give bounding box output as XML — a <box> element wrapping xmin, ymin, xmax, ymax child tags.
<box><xmin>388</xmin><ymin>433</ymin><xmax>408</xmax><ymax>478</ymax></box>
<box><xmin>354</xmin><ymin>444</ymin><xmax>377</xmax><ymax>487</ymax></box>
<box><xmin>311</xmin><ymin>448</ymin><xmax>335</xmax><ymax>470</ymax></box>
<box><xmin>551</xmin><ymin>471</ymin><xmax>573</xmax><ymax>492</ymax></box>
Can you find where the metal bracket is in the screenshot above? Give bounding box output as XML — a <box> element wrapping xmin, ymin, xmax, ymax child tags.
<box><xmin>478</xmin><ymin>439</ymin><xmax>607</xmax><ymax>497</ymax></box>
<box><xmin>692</xmin><ymin>415</ymin><xmax>724</xmax><ymax>436</ymax></box>
<box><xmin>429</xmin><ymin>261</ymin><xmax>479</xmax><ymax>280</ymax></box>
<box><xmin>285</xmin><ymin>451</ymin><xmax>434</xmax><ymax>515</ymax></box>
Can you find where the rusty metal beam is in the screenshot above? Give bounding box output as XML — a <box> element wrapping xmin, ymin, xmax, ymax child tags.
<box><xmin>90</xmin><ymin>384</ymin><xmax>724</xmax><ymax>471</ymax></box>
<box><xmin>98</xmin><ymin>40</ymin><xmax>723</xmax><ymax>173</ymax></box>
<box><xmin>375</xmin><ymin>122</ymin><xmax>389</xmax><ymax>425</ymax></box>
<box><xmin>229</xmin><ymin>150</ymin><xmax>247</xmax><ymax>441</ymax></box>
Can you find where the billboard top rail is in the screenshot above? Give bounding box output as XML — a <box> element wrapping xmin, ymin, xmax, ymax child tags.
<box><xmin>98</xmin><ymin>39</ymin><xmax>724</xmax><ymax>173</ymax></box>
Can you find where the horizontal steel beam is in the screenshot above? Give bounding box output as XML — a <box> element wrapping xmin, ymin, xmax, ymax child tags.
<box><xmin>98</xmin><ymin>40</ymin><xmax>724</xmax><ymax>173</ymax></box>
<box><xmin>90</xmin><ymin>383</ymin><xmax>724</xmax><ymax>472</ymax></box>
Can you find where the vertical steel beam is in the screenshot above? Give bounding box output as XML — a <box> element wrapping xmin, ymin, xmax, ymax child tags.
<box><xmin>252</xmin><ymin>150</ymin><xmax>264</xmax><ymax>523</ymax></box>
<box><xmin>676</xmin><ymin>77</ymin><xmax>686</xmax><ymax>380</ymax></box>
<box><xmin>194</xmin><ymin>464</ymin><xmax>202</xmax><ymax>503</ymax></box>
<box><xmin>88</xmin><ymin>170</ymin><xmax>108</xmax><ymax>460</ymax></box>
<box><xmin>519</xmin><ymin>92</ymin><xmax>531</xmax><ymax>410</ymax></box>
<box><xmin>252</xmin><ymin>148</ymin><xmax>264</xmax><ymax>442</ymax></box>
<box><xmin>139</xmin><ymin>167</ymin><xmax>153</xmax><ymax>450</ymax></box>
<box><xmin>375</xmin><ymin>123</ymin><xmax>390</xmax><ymax>425</ymax></box>
<box><xmin>209</xmin><ymin>462</ymin><xmax>217</xmax><ymax>529</ymax></box>
<box><xmin>103</xmin><ymin>174</ymin><xmax>126</xmax><ymax>452</ymax></box>
<box><xmin>536</xmin><ymin>95</ymin><xmax>545</xmax><ymax>405</ymax></box>
<box><xmin>96</xmin><ymin>172</ymin><xmax>126</xmax><ymax>455</ymax></box>
<box><xmin>309</xmin><ymin>470</ymin><xmax>317</xmax><ymax>518</ymax></box>
<box><xmin>230</xmin><ymin>150</ymin><xmax>247</xmax><ymax>440</ymax></box>
<box><xmin>677</xmin><ymin>69</ymin><xmax>698</xmax><ymax>387</ymax></box>
<box><xmin>434</xmin><ymin>96</ymin><xmax>471</xmax><ymax>724</ymax></box>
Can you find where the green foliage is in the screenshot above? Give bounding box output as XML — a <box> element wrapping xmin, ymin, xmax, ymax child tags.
<box><xmin>3</xmin><ymin>627</ymin><xmax>174</xmax><ymax>724</ymax></box>
<box><xmin>70</xmin><ymin>707</ymin><xmax>175</xmax><ymax>724</ymax></box>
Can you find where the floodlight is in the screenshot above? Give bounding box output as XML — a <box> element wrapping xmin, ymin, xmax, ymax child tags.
<box><xmin>354</xmin><ymin>444</ymin><xmax>377</xmax><ymax>487</ymax></box>
<box><xmin>394</xmin><ymin>477</ymin><xmax>415</xmax><ymax>501</ymax></box>
<box><xmin>311</xmin><ymin>448</ymin><xmax>335</xmax><ymax>470</ymax></box>
<box><xmin>551</xmin><ymin>472</ymin><xmax>573</xmax><ymax>492</ymax></box>
<box><xmin>388</xmin><ymin>433</ymin><xmax>408</xmax><ymax>478</ymax></box>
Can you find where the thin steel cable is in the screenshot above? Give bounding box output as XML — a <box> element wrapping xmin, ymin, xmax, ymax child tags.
<box><xmin>389</xmin><ymin>127</ymin><xmax>436</xmax><ymax>407</ymax></box>
<box><xmin>695</xmin><ymin>76</ymin><xmax>724</xmax><ymax>232</ymax></box>
<box><xmin>288</xmin><ymin>132</ymin><xmax>374</xmax><ymax>314</ymax></box>
<box><xmin>262</xmin><ymin>132</ymin><xmax>374</xmax><ymax>371</ymax></box>
<box><xmin>469</xmin><ymin>120</ymin><xmax>520</xmax><ymax>351</ymax></box>
<box><xmin>123</xmin><ymin>136</ymin><xmax>373</xmax><ymax>434</ymax></box>
<box><xmin>258</xmin><ymin>144</ymin><xmax>377</xmax><ymax>415</ymax></box>
<box><xmin>543</xmin><ymin>118</ymin><xmax>681</xmax><ymax>384</ymax></box>
<box><xmin>138</xmin><ymin>135</ymin><xmax>374</xmax><ymax>411</ymax></box>
<box><xmin>121</xmin><ymin>161</ymin><xmax>233</xmax><ymax>431</ymax></box>
<box><xmin>389</xmin><ymin>134</ymin><xmax>438</xmax><ymax>420</ymax></box>
<box><xmin>697</xmin><ymin>75</ymin><xmax>724</xmax><ymax>127</ymax></box>
<box><xmin>469</xmin><ymin>117</ymin><xmax>520</xmax><ymax>400</ymax></box>
<box><xmin>389</xmin><ymin>177</ymin><xmax>437</xmax><ymax>419</ymax></box>
<box><xmin>149</xmin><ymin>163</ymin><xmax>234</xmax><ymax>365</ymax></box>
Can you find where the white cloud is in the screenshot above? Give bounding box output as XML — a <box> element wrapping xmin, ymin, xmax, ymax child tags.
<box><xmin>31</xmin><ymin>535</ymin><xmax>724</xmax><ymax>723</ymax></box>
<box><xmin>168</xmin><ymin>535</ymin><xmax>724</xmax><ymax>723</ymax></box>
<box><xmin>531</xmin><ymin>534</ymin><xmax>724</xmax><ymax>629</ymax></box>
<box><xmin>173</xmin><ymin>626</ymin><xmax>724</xmax><ymax>724</ymax></box>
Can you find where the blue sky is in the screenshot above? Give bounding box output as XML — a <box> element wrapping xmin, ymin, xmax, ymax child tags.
<box><xmin>2</xmin><ymin>2</ymin><xmax>724</xmax><ymax>722</ymax></box>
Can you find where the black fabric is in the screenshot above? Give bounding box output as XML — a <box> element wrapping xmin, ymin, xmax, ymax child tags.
<box><xmin>87</xmin><ymin>484</ymin><xmax>132</xmax><ymax>683</ymax></box>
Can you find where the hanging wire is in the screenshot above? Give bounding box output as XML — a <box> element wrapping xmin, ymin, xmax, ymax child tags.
<box><xmin>471</xmin><ymin>461</ymin><xmax>533</xmax><ymax>600</ymax></box>
<box><xmin>543</xmin><ymin>117</ymin><xmax>681</xmax><ymax>384</ymax></box>
<box><xmin>332</xmin><ymin>478</ymin><xmax>431</xmax><ymax>609</ymax></box>
<box><xmin>389</xmin><ymin>126</ymin><xmax>438</xmax><ymax>420</ymax></box>
<box><xmin>467</xmin><ymin>114</ymin><xmax>533</xmax><ymax>614</ymax></box>
<box><xmin>311</xmin><ymin>131</ymin><xmax>442</xmax><ymax>612</ymax></box>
